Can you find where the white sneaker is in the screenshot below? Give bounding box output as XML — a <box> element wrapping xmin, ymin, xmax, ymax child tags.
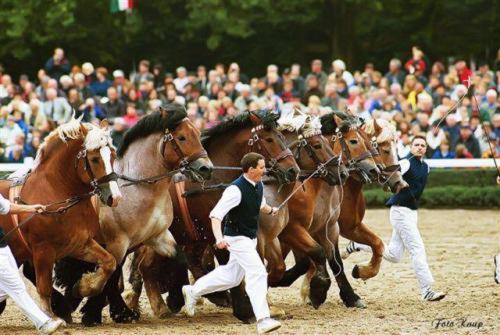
<box><xmin>38</xmin><ymin>318</ymin><xmax>64</xmax><ymax>334</ymax></box>
<box><xmin>257</xmin><ymin>317</ymin><xmax>281</xmax><ymax>334</ymax></box>
<box><xmin>422</xmin><ymin>289</ymin><xmax>446</xmax><ymax>302</ymax></box>
<box><xmin>182</xmin><ymin>285</ymin><xmax>198</xmax><ymax>317</ymax></box>
<box><xmin>341</xmin><ymin>241</ymin><xmax>360</xmax><ymax>259</ymax></box>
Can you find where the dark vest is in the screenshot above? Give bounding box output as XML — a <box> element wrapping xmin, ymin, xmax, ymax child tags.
<box><xmin>223</xmin><ymin>175</ymin><xmax>263</xmax><ymax>239</ymax></box>
<box><xmin>386</xmin><ymin>155</ymin><xmax>429</xmax><ymax>210</ymax></box>
<box><xmin>0</xmin><ymin>227</ymin><xmax>6</xmax><ymax>248</ymax></box>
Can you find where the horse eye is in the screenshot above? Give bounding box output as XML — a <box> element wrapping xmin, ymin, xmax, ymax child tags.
<box><xmin>265</xmin><ymin>138</ymin><xmax>274</xmax><ymax>143</ymax></box>
<box><xmin>178</xmin><ymin>136</ymin><xmax>186</xmax><ymax>141</ymax></box>
<box><xmin>383</xmin><ymin>149</ymin><xmax>391</xmax><ymax>154</ymax></box>
<box><xmin>313</xmin><ymin>143</ymin><xmax>322</xmax><ymax>149</ymax></box>
<box><xmin>91</xmin><ymin>157</ymin><xmax>100</xmax><ymax>164</ymax></box>
<box><xmin>349</xmin><ymin>139</ymin><xmax>358</xmax><ymax>145</ymax></box>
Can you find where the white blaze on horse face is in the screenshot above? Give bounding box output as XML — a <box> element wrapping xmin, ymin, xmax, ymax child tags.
<box><xmin>100</xmin><ymin>145</ymin><xmax>122</xmax><ymax>206</ymax></box>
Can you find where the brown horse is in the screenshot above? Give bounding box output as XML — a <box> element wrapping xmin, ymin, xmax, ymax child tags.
<box><xmin>270</xmin><ymin>111</ymin><xmax>380</xmax><ymax>309</ymax></box>
<box><xmin>0</xmin><ymin>117</ymin><xmax>122</xmax><ymax>317</ymax></box>
<box><xmin>338</xmin><ymin>118</ymin><xmax>408</xmax><ymax>281</ymax></box>
<box><xmin>49</xmin><ymin>104</ymin><xmax>213</xmax><ymax>325</ymax></box>
<box><xmin>127</xmin><ymin>110</ymin><xmax>300</xmax><ymax>322</ymax></box>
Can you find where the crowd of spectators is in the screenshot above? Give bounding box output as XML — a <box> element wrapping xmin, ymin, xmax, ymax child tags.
<box><xmin>0</xmin><ymin>46</ymin><xmax>499</xmax><ymax>163</ymax></box>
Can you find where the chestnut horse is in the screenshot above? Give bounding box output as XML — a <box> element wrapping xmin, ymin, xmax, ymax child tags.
<box><xmin>338</xmin><ymin>117</ymin><xmax>408</xmax><ymax>281</ymax></box>
<box><xmin>50</xmin><ymin>104</ymin><xmax>213</xmax><ymax>325</ymax></box>
<box><xmin>270</xmin><ymin>111</ymin><xmax>379</xmax><ymax>309</ymax></box>
<box><xmin>0</xmin><ymin>117</ymin><xmax>122</xmax><ymax>318</ymax></box>
<box><xmin>126</xmin><ymin>110</ymin><xmax>300</xmax><ymax>322</ymax></box>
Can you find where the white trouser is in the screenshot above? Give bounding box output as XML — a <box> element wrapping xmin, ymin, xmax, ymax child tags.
<box><xmin>0</xmin><ymin>246</ymin><xmax>50</xmax><ymax>329</ymax></box>
<box><xmin>354</xmin><ymin>206</ymin><xmax>434</xmax><ymax>292</ymax></box>
<box><xmin>190</xmin><ymin>235</ymin><xmax>270</xmax><ymax>320</ymax></box>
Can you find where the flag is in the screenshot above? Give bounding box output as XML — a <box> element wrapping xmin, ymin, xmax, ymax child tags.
<box><xmin>110</xmin><ymin>0</ymin><xmax>134</xmax><ymax>13</ymax></box>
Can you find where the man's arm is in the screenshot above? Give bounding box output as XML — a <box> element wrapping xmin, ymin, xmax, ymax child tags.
<box><xmin>9</xmin><ymin>203</ymin><xmax>46</xmax><ymax>214</ymax></box>
<box><xmin>259</xmin><ymin>191</ymin><xmax>279</xmax><ymax>216</ymax></box>
<box><xmin>209</xmin><ymin>185</ymin><xmax>241</xmax><ymax>249</ymax></box>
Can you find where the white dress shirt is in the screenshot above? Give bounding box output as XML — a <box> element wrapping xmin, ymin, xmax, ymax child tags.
<box><xmin>209</xmin><ymin>175</ymin><xmax>267</xmax><ymax>221</ymax></box>
<box><xmin>0</xmin><ymin>194</ymin><xmax>11</xmax><ymax>215</ymax></box>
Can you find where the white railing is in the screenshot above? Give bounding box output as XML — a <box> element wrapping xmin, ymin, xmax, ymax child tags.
<box><xmin>0</xmin><ymin>159</ymin><xmax>498</xmax><ymax>172</ymax></box>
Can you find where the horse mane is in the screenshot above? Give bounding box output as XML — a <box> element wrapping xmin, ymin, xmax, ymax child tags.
<box><xmin>319</xmin><ymin>111</ymin><xmax>359</xmax><ymax>135</ymax></box>
<box><xmin>32</xmin><ymin>116</ymin><xmax>96</xmax><ymax>170</ymax></box>
<box><xmin>201</xmin><ymin>110</ymin><xmax>279</xmax><ymax>146</ymax></box>
<box><xmin>117</xmin><ymin>103</ymin><xmax>187</xmax><ymax>157</ymax></box>
<box><xmin>363</xmin><ymin>118</ymin><xmax>396</xmax><ymax>143</ymax></box>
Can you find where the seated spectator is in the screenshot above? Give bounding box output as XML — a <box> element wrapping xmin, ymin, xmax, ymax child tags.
<box><xmin>455</xmin><ymin>143</ymin><xmax>473</xmax><ymax>158</ymax></box>
<box><xmin>264</xmin><ymin>64</ymin><xmax>283</xmax><ymax>93</ymax></box>
<box><xmin>442</xmin><ymin>114</ymin><xmax>460</xmax><ymax>149</ymax></box>
<box><xmin>321</xmin><ymin>83</ymin><xmax>344</xmax><ymax>112</ymax></box>
<box><xmin>405</xmin><ymin>46</ymin><xmax>427</xmax><ymax>76</ymax></box>
<box><xmin>455</xmin><ymin>60</ymin><xmax>473</xmax><ymax>84</ymax></box>
<box><xmin>112</xmin><ymin>69</ymin><xmax>130</xmax><ymax>99</ymax></box>
<box><xmin>90</xmin><ymin>67</ymin><xmax>112</xmax><ymax>97</ymax></box>
<box><xmin>290</xmin><ymin>63</ymin><xmax>306</xmax><ymax>97</ymax></box>
<box><xmin>131</xmin><ymin>60</ymin><xmax>154</xmax><ymax>88</ymax></box>
<box><xmin>27</xmin><ymin>99</ymin><xmax>49</xmax><ymax>134</ymax></box>
<box><xmin>431</xmin><ymin>140</ymin><xmax>455</xmax><ymax>159</ymax></box>
<box><xmin>481</xmin><ymin>134</ymin><xmax>499</xmax><ymax>158</ymax></box>
<box><xmin>478</xmin><ymin>89</ymin><xmax>497</xmax><ymax>122</ymax></box>
<box><xmin>59</xmin><ymin>75</ymin><xmax>73</xmax><ymax>96</ymax></box>
<box><xmin>123</xmin><ymin>103</ymin><xmax>139</xmax><ymax>127</ymax></box>
<box><xmin>306</xmin><ymin>59</ymin><xmax>328</xmax><ymax>90</ymax></box>
<box><xmin>78</xmin><ymin>98</ymin><xmax>103</xmax><ymax>122</ymax></box>
<box><xmin>280</xmin><ymin>79</ymin><xmax>295</xmax><ymax>103</ymax></box>
<box><xmin>173</xmin><ymin>66</ymin><xmax>189</xmax><ymax>94</ymax></box>
<box><xmin>102</xmin><ymin>87</ymin><xmax>125</xmax><ymax>120</ymax></box>
<box><xmin>457</xmin><ymin>124</ymin><xmax>481</xmax><ymax>158</ymax></box>
<box><xmin>42</xmin><ymin>88</ymin><xmax>72</xmax><ymax>125</ymax></box>
<box><xmin>73</xmin><ymin>72</ymin><xmax>95</xmax><ymax>101</ymax></box>
<box><xmin>384</xmin><ymin>58</ymin><xmax>405</xmax><ymax>86</ymax></box>
<box><xmin>111</xmin><ymin>117</ymin><xmax>128</xmax><ymax>148</ymax></box>
<box><xmin>67</xmin><ymin>88</ymin><xmax>83</xmax><ymax>111</ymax></box>
<box><xmin>397</xmin><ymin>133</ymin><xmax>411</xmax><ymax>158</ymax></box>
<box><xmin>5</xmin><ymin>133</ymin><xmax>33</xmax><ymax>163</ymax></box>
<box><xmin>331</xmin><ymin>59</ymin><xmax>355</xmax><ymax>87</ymax></box>
<box><xmin>302</xmin><ymin>75</ymin><xmax>323</xmax><ymax>105</ymax></box>
<box><xmin>426</xmin><ymin>120</ymin><xmax>446</xmax><ymax>157</ymax></box>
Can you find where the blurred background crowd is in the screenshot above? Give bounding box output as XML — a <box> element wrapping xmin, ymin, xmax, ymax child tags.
<box><xmin>0</xmin><ymin>45</ymin><xmax>498</xmax><ymax>164</ymax></box>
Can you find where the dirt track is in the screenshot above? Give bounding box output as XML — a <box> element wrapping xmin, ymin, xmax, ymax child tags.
<box><xmin>1</xmin><ymin>209</ymin><xmax>498</xmax><ymax>334</ymax></box>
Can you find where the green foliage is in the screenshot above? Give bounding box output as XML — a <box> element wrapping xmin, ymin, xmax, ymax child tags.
<box><xmin>364</xmin><ymin>185</ymin><xmax>500</xmax><ymax>208</ymax></box>
<box><xmin>0</xmin><ymin>0</ymin><xmax>498</xmax><ymax>77</ymax></box>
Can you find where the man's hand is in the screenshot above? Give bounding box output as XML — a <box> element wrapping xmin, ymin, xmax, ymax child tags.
<box><xmin>215</xmin><ymin>239</ymin><xmax>230</xmax><ymax>250</ymax></box>
<box><xmin>31</xmin><ymin>204</ymin><xmax>46</xmax><ymax>214</ymax></box>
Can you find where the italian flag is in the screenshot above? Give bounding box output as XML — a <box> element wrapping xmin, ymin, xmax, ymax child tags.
<box><xmin>110</xmin><ymin>0</ymin><xmax>134</xmax><ymax>13</ymax></box>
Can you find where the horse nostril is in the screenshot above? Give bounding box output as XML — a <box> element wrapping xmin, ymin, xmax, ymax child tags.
<box><xmin>341</xmin><ymin>171</ymin><xmax>349</xmax><ymax>180</ymax></box>
<box><xmin>286</xmin><ymin>168</ymin><xmax>298</xmax><ymax>181</ymax></box>
<box><xmin>199</xmin><ymin>165</ymin><xmax>212</xmax><ymax>177</ymax></box>
<box><xmin>106</xmin><ymin>195</ymin><xmax>114</xmax><ymax>207</ymax></box>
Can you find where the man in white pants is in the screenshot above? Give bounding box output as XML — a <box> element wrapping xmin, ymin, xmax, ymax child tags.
<box><xmin>182</xmin><ymin>152</ymin><xmax>282</xmax><ymax>334</ymax></box>
<box><xmin>342</xmin><ymin>135</ymin><xmax>446</xmax><ymax>301</ymax></box>
<box><xmin>0</xmin><ymin>194</ymin><xmax>64</xmax><ymax>334</ymax></box>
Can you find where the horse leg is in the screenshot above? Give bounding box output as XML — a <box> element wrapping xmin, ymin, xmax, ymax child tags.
<box><xmin>164</xmin><ymin>248</ymin><xmax>189</xmax><ymax>314</ymax></box>
<box><xmin>23</xmin><ymin>262</ymin><xmax>74</xmax><ymax>324</ymax></box>
<box><xmin>340</xmin><ymin>221</ymin><xmax>384</xmax><ymax>280</ymax></box>
<box><xmin>135</xmin><ymin>246</ymin><xmax>170</xmax><ymax>318</ymax></box>
<box><xmin>278</xmin><ymin>225</ymin><xmax>331</xmax><ymax>308</ymax></box>
<box><xmin>72</xmin><ymin>239</ymin><xmax>116</xmax><ymax>298</ymax></box>
<box><xmin>123</xmin><ymin>250</ymin><xmax>143</xmax><ymax>313</ymax></box>
<box><xmin>32</xmin><ymin>244</ymin><xmax>57</xmax><ymax>316</ymax></box>
<box><xmin>318</xmin><ymin>224</ymin><xmax>366</xmax><ymax>309</ymax></box>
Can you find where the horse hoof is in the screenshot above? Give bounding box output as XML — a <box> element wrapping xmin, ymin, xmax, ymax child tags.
<box><xmin>0</xmin><ymin>300</ymin><xmax>6</xmax><ymax>315</ymax></box>
<box><xmin>110</xmin><ymin>306</ymin><xmax>140</xmax><ymax>323</ymax></box>
<box><xmin>353</xmin><ymin>299</ymin><xmax>367</xmax><ymax>309</ymax></box>
<box><xmin>269</xmin><ymin>306</ymin><xmax>286</xmax><ymax>319</ymax></box>
<box><xmin>82</xmin><ymin>313</ymin><xmax>102</xmax><ymax>327</ymax></box>
<box><xmin>205</xmin><ymin>291</ymin><xmax>231</xmax><ymax>307</ymax></box>
<box><xmin>352</xmin><ymin>265</ymin><xmax>360</xmax><ymax>279</ymax></box>
<box><xmin>309</xmin><ymin>276</ymin><xmax>330</xmax><ymax>308</ymax></box>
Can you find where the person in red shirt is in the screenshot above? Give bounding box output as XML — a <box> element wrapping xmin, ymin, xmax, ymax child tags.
<box><xmin>455</xmin><ymin>60</ymin><xmax>473</xmax><ymax>85</ymax></box>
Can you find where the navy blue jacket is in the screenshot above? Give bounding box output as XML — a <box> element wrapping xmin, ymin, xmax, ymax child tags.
<box><xmin>223</xmin><ymin>175</ymin><xmax>263</xmax><ymax>239</ymax></box>
<box><xmin>386</xmin><ymin>155</ymin><xmax>429</xmax><ymax>210</ymax></box>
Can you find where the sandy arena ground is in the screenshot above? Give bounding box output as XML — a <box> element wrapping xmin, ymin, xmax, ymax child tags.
<box><xmin>1</xmin><ymin>209</ymin><xmax>498</xmax><ymax>334</ymax></box>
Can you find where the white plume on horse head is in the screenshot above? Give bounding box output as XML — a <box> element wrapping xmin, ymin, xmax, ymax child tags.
<box><xmin>85</xmin><ymin>123</ymin><xmax>114</xmax><ymax>151</ymax></box>
<box><xmin>277</xmin><ymin>106</ymin><xmax>322</xmax><ymax>138</ymax></box>
<box><xmin>363</xmin><ymin>118</ymin><xmax>396</xmax><ymax>143</ymax></box>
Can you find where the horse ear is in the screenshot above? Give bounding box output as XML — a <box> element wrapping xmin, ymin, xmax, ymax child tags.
<box><xmin>373</xmin><ymin>119</ymin><xmax>382</xmax><ymax>133</ymax></box>
<box><xmin>249</xmin><ymin>111</ymin><xmax>262</xmax><ymax>126</ymax></box>
<box><xmin>99</xmin><ymin>119</ymin><xmax>109</xmax><ymax>129</ymax></box>
<box><xmin>80</xmin><ymin>123</ymin><xmax>88</xmax><ymax>136</ymax></box>
<box><xmin>159</xmin><ymin>106</ymin><xmax>167</xmax><ymax>118</ymax></box>
<box><xmin>333</xmin><ymin>114</ymin><xmax>343</xmax><ymax>129</ymax></box>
